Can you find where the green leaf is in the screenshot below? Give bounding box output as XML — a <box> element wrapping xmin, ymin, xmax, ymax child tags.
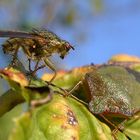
<box><xmin>9</xmin><ymin>94</ymin><xmax>113</xmax><ymax>140</ymax></box>
<box><xmin>0</xmin><ymin>104</ymin><xmax>23</xmax><ymax>140</ymax></box>
<box><xmin>123</xmin><ymin>112</ymin><xmax>140</xmax><ymax>140</ymax></box>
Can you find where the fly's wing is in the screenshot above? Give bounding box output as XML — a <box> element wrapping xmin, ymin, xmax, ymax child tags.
<box><xmin>0</xmin><ymin>30</ymin><xmax>36</xmax><ymax>38</ymax></box>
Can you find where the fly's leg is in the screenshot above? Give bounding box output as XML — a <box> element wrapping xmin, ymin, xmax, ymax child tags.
<box><xmin>28</xmin><ymin>60</ymin><xmax>39</xmax><ymax>75</ymax></box>
<box><xmin>31</xmin><ymin>60</ymin><xmax>45</xmax><ymax>76</ymax></box>
<box><xmin>34</xmin><ymin>60</ymin><xmax>39</xmax><ymax>70</ymax></box>
<box><xmin>11</xmin><ymin>46</ymin><xmax>19</xmax><ymax>66</ymax></box>
<box><xmin>27</xmin><ymin>61</ymin><xmax>46</xmax><ymax>85</ymax></box>
<box><xmin>28</xmin><ymin>60</ymin><xmax>45</xmax><ymax>75</ymax></box>
<box><xmin>33</xmin><ymin>64</ymin><xmax>46</xmax><ymax>73</ymax></box>
<box><xmin>28</xmin><ymin>59</ymin><xmax>32</xmax><ymax>72</ymax></box>
<box><xmin>34</xmin><ymin>65</ymin><xmax>45</xmax><ymax>75</ymax></box>
<box><xmin>34</xmin><ymin>60</ymin><xmax>45</xmax><ymax>74</ymax></box>
<box><xmin>22</xmin><ymin>41</ymin><xmax>32</xmax><ymax>58</ymax></box>
<box><xmin>5</xmin><ymin>40</ymin><xmax>19</xmax><ymax>68</ymax></box>
<box><xmin>43</xmin><ymin>58</ymin><xmax>57</xmax><ymax>83</ymax></box>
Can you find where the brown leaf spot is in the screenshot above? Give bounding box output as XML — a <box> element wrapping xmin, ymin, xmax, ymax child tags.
<box><xmin>67</xmin><ymin>109</ymin><xmax>78</xmax><ymax>126</ymax></box>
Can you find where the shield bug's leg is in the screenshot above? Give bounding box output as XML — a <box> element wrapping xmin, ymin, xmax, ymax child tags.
<box><xmin>66</xmin><ymin>81</ymin><xmax>83</xmax><ymax>96</ymax></box>
<box><xmin>63</xmin><ymin>81</ymin><xmax>88</xmax><ymax>105</ymax></box>
<box><xmin>98</xmin><ymin>114</ymin><xmax>120</xmax><ymax>139</ymax></box>
<box><xmin>62</xmin><ymin>80</ymin><xmax>88</xmax><ymax>104</ymax></box>
<box><xmin>45</xmin><ymin>81</ymin><xmax>88</xmax><ymax>105</ymax></box>
<box><xmin>99</xmin><ymin>114</ymin><xmax>129</xmax><ymax>139</ymax></box>
<box><xmin>46</xmin><ymin>78</ymin><xmax>88</xmax><ymax>104</ymax></box>
<box><xmin>99</xmin><ymin>114</ymin><xmax>118</xmax><ymax>129</ymax></box>
<box><xmin>43</xmin><ymin>58</ymin><xmax>57</xmax><ymax>83</ymax></box>
<box><xmin>111</xmin><ymin>119</ymin><xmax>131</xmax><ymax>139</ymax></box>
<box><xmin>112</xmin><ymin>110</ymin><xmax>140</xmax><ymax>139</ymax></box>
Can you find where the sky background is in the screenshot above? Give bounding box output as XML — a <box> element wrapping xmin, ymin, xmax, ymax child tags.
<box><xmin>0</xmin><ymin>0</ymin><xmax>140</xmax><ymax>71</ymax></box>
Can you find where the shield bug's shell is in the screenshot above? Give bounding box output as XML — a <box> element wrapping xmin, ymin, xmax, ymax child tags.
<box><xmin>83</xmin><ymin>66</ymin><xmax>140</xmax><ymax>117</ymax></box>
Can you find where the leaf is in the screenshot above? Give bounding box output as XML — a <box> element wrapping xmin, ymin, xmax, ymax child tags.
<box><xmin>1</xmin><ymin>56</ymin><xmax>140</xmax><ymax>140</ymax></box>
<box><xmin>9</xmin><ymin>94</ymin><xmax>113</xmax><ymax>140</ymax></box>
<box><xmin>109</xmin><ymin>54</ymin><xmax>140</xmax><ymax>63</ymax></box>
<box><xmin>108</xmin><ymin>54</ymin><xmax>140</xmax><ymax>72</ymax></box>
<box><xmin>123</xmin><ymin>112</ymin><xmax>140</xmax><ymax>140</ymax></box>
<box><xmin>0</xmin><ymin>68</ymin><xmax>28</xmax><ymax>92</ymax></box>
<box><xmin>0</xmin><ymin>68</ymin><xmax>51</xmax><ymax>116</ymax></box>
<box><xmin>0</xmin><ymin>104</ymin><xmax>23</xmax><ymax>140</ymax></box>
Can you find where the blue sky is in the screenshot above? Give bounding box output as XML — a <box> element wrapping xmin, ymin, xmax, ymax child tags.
<box><xmin>63</xmin><ymin>0</ymin><xmax>140</xmax><ymax>68</ymax></box>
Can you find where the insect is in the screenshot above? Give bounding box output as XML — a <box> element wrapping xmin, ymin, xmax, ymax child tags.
<box><xmin>67</xmin><ymin>65</ymin><xmax>140</xmax><ymax>139</ymax></box>
<box><xmin>0</xmin><ymin>28</ymin><xmax>74</xmax><ymax>82</ymax></box>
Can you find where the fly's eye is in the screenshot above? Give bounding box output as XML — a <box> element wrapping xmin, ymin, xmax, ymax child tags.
<box><xmin>65</xmin><ymin>42</ymin><xmax>70</xmax><ymax>51</ymax></box>
<box><xmin>63</xmin><ymin>42</ymin><xmax>74</xmax><ymax>51</ymax></box>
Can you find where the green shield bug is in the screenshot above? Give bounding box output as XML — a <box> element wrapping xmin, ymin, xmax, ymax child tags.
<box><xmin>68</xmin><ymin>65</ymin><xmax>140</xmax><ymax>138</ymax></box>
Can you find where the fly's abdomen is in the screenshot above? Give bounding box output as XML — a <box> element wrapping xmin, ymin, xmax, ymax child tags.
<box><xmin>2</xmin><ymin>38</ymin><xmax>34</xmax><ymax>55</ymax></box>
<box><xmin>2</xmin><ymin>38</ymin><xmax>20</xmax><ymax>54</ymax></box>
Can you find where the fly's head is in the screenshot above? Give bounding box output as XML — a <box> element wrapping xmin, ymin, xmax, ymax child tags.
<box><xmin>58</xmin><ymin>40</ymin><xmax>74</xmax><ymax>59</ymax></box>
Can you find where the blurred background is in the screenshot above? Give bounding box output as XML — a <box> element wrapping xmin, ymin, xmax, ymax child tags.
<box><xmin>0</xmin><ymin>0</ymin><xmax>140</xmax><ymax>72</ymax></box>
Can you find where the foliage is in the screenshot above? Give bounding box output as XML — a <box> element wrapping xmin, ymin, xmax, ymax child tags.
<box><xmin>0</xmin><ymin>54</ymin><xmax>140</xmax><ymax>140</ymax></box>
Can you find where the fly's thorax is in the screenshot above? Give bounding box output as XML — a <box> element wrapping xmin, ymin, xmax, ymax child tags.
<box><xmin>42</xmin><ymin>29</ymin><xmax>75</xmax><ymax>59</ymax></box>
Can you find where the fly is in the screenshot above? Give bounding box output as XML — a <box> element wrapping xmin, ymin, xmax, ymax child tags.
<box><xmin>0</xmin><ymin>28</ymin><xmax>74</xmax><ymax>82</ymax></box>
